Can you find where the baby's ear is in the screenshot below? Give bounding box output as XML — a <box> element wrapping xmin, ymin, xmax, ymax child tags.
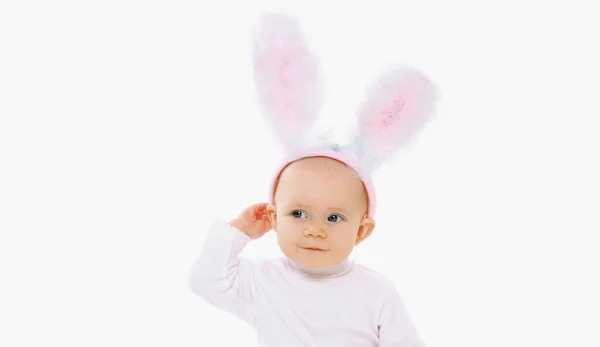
<box><xmin>252</xmin><ymin>13</ymin><xmax>322</xmax><ymax>151</ymax></box>
<box><xmin>266</xmin><ymin>204</ymin><xmax>278</xmax><ymax>231</ymax></box>
<box><xmin>355</xmin><ymin>218</ymin><xmax>376</xmax><ymax>246</ymax></box>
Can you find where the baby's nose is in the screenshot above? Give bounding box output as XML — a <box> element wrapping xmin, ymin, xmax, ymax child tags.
<box><xmin>304</xmin><ymin>225</ymin><xmax>327</xmax><ymax>239</ymax></box>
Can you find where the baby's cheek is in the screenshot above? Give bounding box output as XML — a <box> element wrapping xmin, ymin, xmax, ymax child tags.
<box><xmin>275</xmin><ymin>223</ymin><xmax>296</xmax><ymax>244</ymax></box>
<box><xmin>339</xmin><ymin>233</ymin><xmax>359</xmax><ymax>251</ymax></box>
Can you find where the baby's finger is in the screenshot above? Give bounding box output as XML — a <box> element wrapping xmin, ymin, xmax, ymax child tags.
<box><xmin>253</xmin><ymin>202</ymin><xmax>269</xmax><ymax>215</ymax></box>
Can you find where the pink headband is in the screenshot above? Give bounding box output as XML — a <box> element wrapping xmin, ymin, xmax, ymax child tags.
<box><xmin>252</xmin><ymin>13</ymin><xmax>438</xmax><ymax>218</ymax></box>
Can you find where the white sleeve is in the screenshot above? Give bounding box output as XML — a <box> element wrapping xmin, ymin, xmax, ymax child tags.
<box><xmin>188</xmin><ymin>219</ymin><xmax>259</xmax><ymax>327</ymax></box>
<box><xmin>377</xmin><ymin>283</ymin><xmax>426</xmax><ymax>347</ymax></box>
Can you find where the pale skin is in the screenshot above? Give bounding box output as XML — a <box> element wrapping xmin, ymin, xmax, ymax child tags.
<box><xmin>229</xmin><ymin>156</ymin><xmax>376</xmax><ymax>270</ymax></box>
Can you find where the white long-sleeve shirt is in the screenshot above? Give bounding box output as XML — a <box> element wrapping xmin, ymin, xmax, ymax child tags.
<box><xmin>189</xmin><ymin>219</ymin><xmax>426</xmax><ymax>347</ymax></box>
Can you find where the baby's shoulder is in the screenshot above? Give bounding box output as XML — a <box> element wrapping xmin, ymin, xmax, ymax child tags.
<box><xmin>348</xmin><ymin>263</ymin><xmax>399</xmax><ymax>297</ymax></box>
<box><xmin>352</xmin><ymin>263</ymin><xmax>395</xmax><ymax>283</ymax></box>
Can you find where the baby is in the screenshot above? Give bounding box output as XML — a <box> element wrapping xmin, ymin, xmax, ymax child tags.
<box><xmin>188</xmin><ymin>13</ymin><xmax>437</xmax><ymax>347</ymax></box>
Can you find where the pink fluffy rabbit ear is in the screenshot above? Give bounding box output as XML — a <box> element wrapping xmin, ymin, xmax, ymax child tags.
<box><xmin>349</xmin><ymin>67</ymin><xmax>439</xmax><ymax>173</ymax></box>
<box><xmin>252</xmin><ymin>13</ymin><xmax>321</xmax><ymax>151</ymax></box>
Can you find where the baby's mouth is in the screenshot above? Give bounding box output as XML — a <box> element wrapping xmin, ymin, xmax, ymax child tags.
<box><xmin>302</xmin><ymin>247</ymin><xmax>326</xmax><ymax>251</ymax></box>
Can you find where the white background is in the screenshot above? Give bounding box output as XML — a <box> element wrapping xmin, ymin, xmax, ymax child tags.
<box><xmin>1</xmin><ymin>1</ymin><xmax>599</xmax><ymax>346</ymax></box>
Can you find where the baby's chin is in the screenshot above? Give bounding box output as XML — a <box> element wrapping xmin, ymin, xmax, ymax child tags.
<box><xmin>277</xmin><ymin>242</ymin><xmax>349</xmax><ymax>270</ymax></box>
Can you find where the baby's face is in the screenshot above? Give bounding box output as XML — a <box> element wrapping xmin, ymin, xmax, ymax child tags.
<box><xmin>267</xmin><ymin>157</ymin><xmax>375</xmax><ymax>270</ymax></box>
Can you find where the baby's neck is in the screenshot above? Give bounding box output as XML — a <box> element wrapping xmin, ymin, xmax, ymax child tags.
<box><xmin>285</xmin><ymin>257</ymin><xmax>353</xmax><ymax>279</ymax></box>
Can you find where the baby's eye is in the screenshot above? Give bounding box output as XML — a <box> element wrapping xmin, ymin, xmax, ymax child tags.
<box><xmin>291</xmin><ymin>210</ymin><xmax>307</xmax><ymax>219</ymax></box>
<box><xmin>327</xmin><ymin>214</ymin><xmax>344</xmax><ymax>223</ymax></box>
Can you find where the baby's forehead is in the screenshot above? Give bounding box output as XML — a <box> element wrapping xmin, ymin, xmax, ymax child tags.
<box><xmin>274</xmin><ymin>156</ymin><xmax>368</xmax><ymax>208</ymax></box>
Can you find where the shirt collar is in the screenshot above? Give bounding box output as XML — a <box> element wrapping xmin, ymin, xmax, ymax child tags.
<box><xmin>284</xmin><ymin>257</ymin><xmax>354</xmax><ymax>279</ymax></box>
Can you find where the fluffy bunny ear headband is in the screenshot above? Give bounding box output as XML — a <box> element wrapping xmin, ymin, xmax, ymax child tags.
<box><xmin>252</xmin><ymin>13</ymin><xmax>439</xmax><ymax>217</ymax></box>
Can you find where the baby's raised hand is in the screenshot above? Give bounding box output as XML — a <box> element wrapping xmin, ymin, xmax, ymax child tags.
<box><xmin>228</xmin><ymin>202</ymin><xmax>272</xmax><ymax>240</ymax></box>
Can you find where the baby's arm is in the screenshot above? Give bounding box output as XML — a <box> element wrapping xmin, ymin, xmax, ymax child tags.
<box><xmin>188</xmin><ymin>219</ymin><xmax>258</xmax><ymax>327</ymax></box>
<box><xmin>377</xmin><ymin>283</ymin><xmax>426</xmax><ymax>347</ymax></box>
